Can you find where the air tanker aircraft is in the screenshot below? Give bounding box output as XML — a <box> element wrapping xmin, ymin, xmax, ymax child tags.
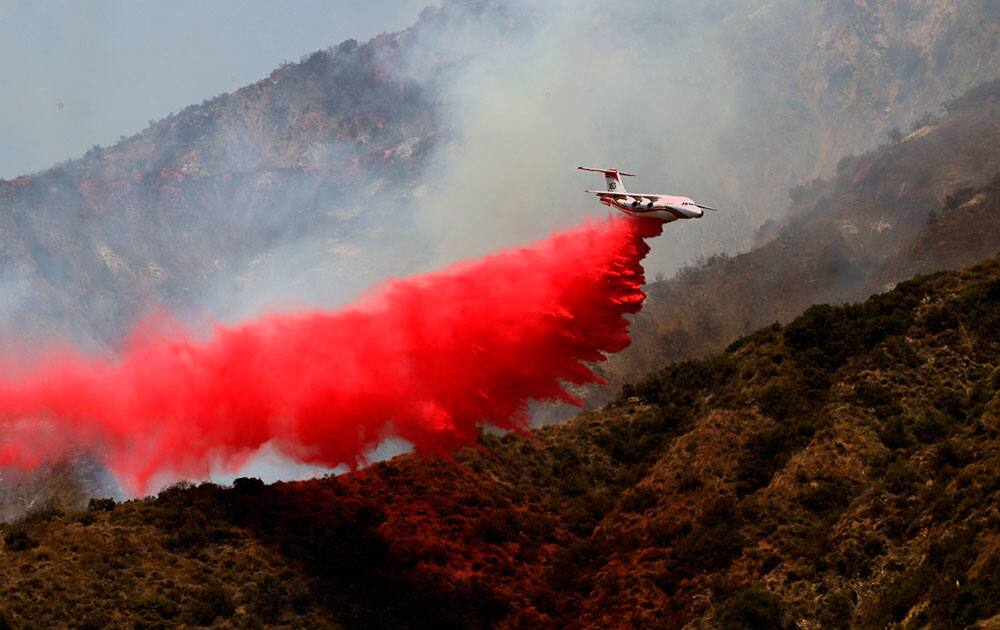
<box><xmin>579</xmin><ymin>166</ymin><xmax>717</xmax><ymax>222</ymax></box>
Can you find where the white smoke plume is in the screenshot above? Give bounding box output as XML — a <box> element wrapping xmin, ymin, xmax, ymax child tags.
<box><xmin>401</xmin><ymin>0</ymin><xmax>752</xmax><ymax>277</ymax></box>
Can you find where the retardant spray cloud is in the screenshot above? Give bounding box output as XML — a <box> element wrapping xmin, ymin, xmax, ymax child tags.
<box><xmin>0</xmin><ymin>216</ymin><xmax>661</xmax><ymax>493</ymax></box>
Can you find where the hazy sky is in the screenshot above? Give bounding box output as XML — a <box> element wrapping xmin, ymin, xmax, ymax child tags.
<box><xmin>0</xmin><ymin>0</ymin><xmax>431</xmax><ymax>179</ymax></box>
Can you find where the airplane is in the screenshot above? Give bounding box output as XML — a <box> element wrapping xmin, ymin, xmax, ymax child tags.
<box><xmin>578</xmin><ymin>166</ymin><xmax>717</xmax><ymax>222</ymax></box>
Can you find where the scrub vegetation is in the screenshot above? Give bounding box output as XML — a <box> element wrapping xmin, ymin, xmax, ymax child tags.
<box><xmin>1</xmin><ymin>255</ymin><xmax>998</xmax><ymax>628</ymax></box>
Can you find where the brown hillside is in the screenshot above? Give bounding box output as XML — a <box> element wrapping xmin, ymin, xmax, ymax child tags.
<box><xmin>1</xmin><ymin>0</ymin><xmax>999</xmax><ymax>540</ymax></box>
<box><xmin>592</xmin><ymin>80</ymin><xmax>1000</xmax><ymax>408</ymax></box>
<box><xmin>721</xmin><ymin>0</ymin><xmax>1000</xmax><ymax>218</ymax></box>
<box><xmin>1</xmin><ymin>254</ymin><xmax>998</xmax><ymax>628</ymax></box>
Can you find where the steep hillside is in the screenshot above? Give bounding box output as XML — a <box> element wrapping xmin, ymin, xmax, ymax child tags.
<box><xmin>1</xmin><ymin>0</ymin><xmax>998</xmax><ymax>524</ymax></box>
<box><xmin>594</xmin><ymin>79</ymin><xmax>1000</xmax><ymax>407</ymax></box>
<box><xmin>1</xmin><ymin>0</ymin><xmax>997</xmax><ymax>346</ymax></box>
<box><xmin>0</xmin><ymin>17</ymin><xmax>449</xmax><ymax>346</ymax></box>
<box><xmin>721</xmin><ymin>0</ymin><xmax>1000</xmax><ymax>217</ymax></box>
<box><xmin>2</xmin><ymin>255</ymin><xmax>998</xmax><ymax>628</ymax></box>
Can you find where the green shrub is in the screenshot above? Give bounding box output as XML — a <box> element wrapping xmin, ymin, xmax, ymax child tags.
<box><xmin>932</xmin><ymin>389</ymin><xmax>969</xmax><ymax>423</ymax></box>
<box><xmin>77</xmin><ymin>616</ymin><xmax>105</xmax><ymax>630</ymax></box>
<box><xmin>862</xmin><ymin>535</ymin><xmax>885</xmax><ymax>559</ymax></box>
<box><xmin>186</xmin><ymin>583</ymin><xmax>234</xmax><ymax>625</ymax></box>
<box><xmin>758</xmin><ymin>376</ymin><xmax>823</xmax><ymax>421</ymax></box>
<box><xmin>464</xmin><ymin>576</ymin><xmax>511</xmax><ymax>620</ymax></box>
<box><xmin>875</xmin><ymin>568</ymin><xmax>932</xmax><ymax>624</ymax></box>
<box><xmin>798</xmin><ymin>478</ymin><xmax>852</xmax><ymax>517</ymax></box>
<box><xmin>835</xmin><ymin>546</ymin><xmax>869</xmax><ymax>578</ymax></box>
<box><xmin>76</xmin><ymin>512</ymin><xmax>97</xmax><ymax>526</ymax></box>
<box><xmin>715</xmin><ymin>587</ymin><xmax>784</xmax><ymax>629</ymax></box>
<box><xmin>595</xmin><ymin>410</ymin><xmax>674</xmax><ymax>465</ymax></box>
<box><xmin>784</xmin><ymin>290</ymin><xmax>919</xmax><ymax>372</ymax></box>
<box><xmin>818</xmin><ymin>590</ymin><xmax>854</xmax><ymax>627</ymax></box>
<box><xmin>924</xmin><ymin>304</ymin><xmax>960</xmax><ymax>334</ymax></box>
<box><xmin>474</xmin><ymin>511</ymin><xmax>517</xmax><ymax>544</ymax></box>
<box><xmin>678</xmin><ymin>470</ymin><xmax>702</xmax><ymax>491</ymax></box>
<box><xmin>664</xmin><ymin>519</ymin><xmax>743</xmax><ymax>588</ymax></box>
<box><xmin>854</xmin><ymin>381</ymin><xmax>896</xmax><ymax>411</ymax></box>
<box><xmin>885</xmin><ymin>460</ymin><xmax>919</xmax><ymax>495</ymax></box>
<box><xmin>933</xmin><ymin>439</ymin><xmax>971</xmax><ymax>470</ymax></box>
<box><xmin>927</xmin><ymin>553</ymin><xmax>1000</xmax><ymax>628</ymax></box>
<box><xmin>625</xmin><ymin>354</ymin><xmax>735</xmax><ymax>414</ymax></box>
<box><xmin>736</xmin><ymin>426</ymin><xmax>792</xmax><ymax>496</ymax></box>
<box><xmin>88</xmin><ymin>498</ymin><xmax>116</xmax><ymax>512</ymax></box>
<box><xmin>163</xmin><ymin>521</ymin><xmax>207</xmax><ymax>551</ymax></box>
<box><xmin>253</xmin><ymin>574</ymin><xmax>289</xmax><ymax>622</ymax></box>
<box><xmin>621</xmin><ymin>485</ymin><xmax>658</xmax><ymax>513</ymax></box>
<box><xmin>913</xmin><ymin>409</ymin><xmax>951</xmax><ymax>443</ymax></box>
<box><xmin>927</xmin><ymin>529</ymin><xmax>977</xmax><ymax>577</ymax></box>
<box><xmin>549</xmin><ymin>539</ymin><xmax>605</xmax><ymax>594</ymax></box>
<box><xmin>233</xmin><ymin>477</ymin><xmax>265</xmax><ymax>495</ymax></box>
<box><xmin>19</xmin><ymin>504</ymin><xmax>63</xmax><ymax>525</ymax></box>
<box><xmin>882</xmin><ymin>531</ymin><xmax>993</xmax><ymax>628</ymax></box>
<box><xmin>3</xmin><ymin>528</ymin><xmax>39</xmax><ymax>551</ymax></box>
<box><xmin>879</xmin><ymin>417</ymin><xmax>912</xmax><ymax>450</ymax></box>
<box><xmin>131</xmin><ymin>595</ymin><xmax>180</xmax><ymax>627</ymax></box>
<box><xmin>558</xmin><ymin>468</ymin><xmax>590</xmax><ymax>497</ymax></box>
<box><xmin>286</xmin><ymin>578</ymin><xmax>313</xmax><ymax>615</ymax></box>
<box><xmin>960</xmin><ymin>279</ymin><xmax>1000</xmax><ymax>340</ymax></box>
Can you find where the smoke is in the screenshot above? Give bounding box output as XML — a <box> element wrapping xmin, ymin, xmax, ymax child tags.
<box><xmin>0</xmin><ymin>216</ymin><xmax>661</xmax><ymax>493</ymax></box>
<box><xmin>403</xmin><ymin>0</ymin><xmax>752</xmax><ymax>276</ymax></box>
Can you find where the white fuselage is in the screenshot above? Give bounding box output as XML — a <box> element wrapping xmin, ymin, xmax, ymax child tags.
<box><xmin>579</xmin><ymin>166</ymin><xmax>713</xmax><ymax>223</ymax></box>
<box><xmin>601</xmin><ymin>194</ymin><xmax>704</xmax><ymax>222</ymax></box>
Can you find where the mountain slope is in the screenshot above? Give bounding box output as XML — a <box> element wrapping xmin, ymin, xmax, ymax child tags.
<box><xmin>592</xmin><ymin>79</ymin><xmax>1000</xmax><ymax>407</ymax></box>
<box><xmin>2</xmin><ymin>254</ymin><xmax>998</xmax><ymax>628</ymax></box>
<box><xmin>1</xmin><ymin>0</ymin><xmax>999</xmax><ymax>528</ymax></box>
<box><xmin>1</xmin><ymin>0</ymin><xmax>998</xmax><ymax>346</ymax></box>
<box><xmin>720</xmin><ymin>0</ymin><xmax>1000</xmax><ymax>217</ymax></box>
<box><xmin>0</xmin><ymin>29</ymin><xmax>440</xmax><ymax>346</ymax></box>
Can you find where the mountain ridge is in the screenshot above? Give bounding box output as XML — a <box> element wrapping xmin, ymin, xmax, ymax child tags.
<box><xmin>588</xmin><ymin>78</ymin><xmax>1000</xmax><ymax>408</ymax></box>
<box><xmin>1</xmin><ymin>251</ymin><xmax>998</xmax><ymax>628</ymax></box>
<box><xmin>2</xmin><ymin>0</ymin><xmax>998</xmax><ymax>349</ymax></box>
<box><xmin>1</xmin><ymin>0</ymin><xmax>999</xmax><ymax>555</ymax></box>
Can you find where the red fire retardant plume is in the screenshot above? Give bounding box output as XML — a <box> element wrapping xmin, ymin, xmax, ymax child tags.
<box><xmin>0</xmin><ymin>217</ymin><xmax>663</xmax><ymax>492</ymax></box>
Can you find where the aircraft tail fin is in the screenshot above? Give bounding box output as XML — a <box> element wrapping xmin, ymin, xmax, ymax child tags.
<box><xmin>578</xmin><ymin>166</ymin><xmax>634</xmax><ymax>194</ymax></box>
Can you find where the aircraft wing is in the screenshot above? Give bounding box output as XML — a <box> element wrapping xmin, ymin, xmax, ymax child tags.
<box><xmin>585</xmin><ymin>190</ymin><xmax>662</xmax><ymax>200</ymax></box>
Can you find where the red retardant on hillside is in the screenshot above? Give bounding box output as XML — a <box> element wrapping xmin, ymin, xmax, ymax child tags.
<box><xmin>0</xmin><ymin>217</ymin><xmax>662</xmax><ymax>492</ymax></box>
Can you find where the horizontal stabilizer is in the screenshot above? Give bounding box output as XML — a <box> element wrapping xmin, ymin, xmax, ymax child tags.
<box><xmin>578</xmin><ymin>166</ymin><xmax>636</xmax><ymax>177</ymax></box>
